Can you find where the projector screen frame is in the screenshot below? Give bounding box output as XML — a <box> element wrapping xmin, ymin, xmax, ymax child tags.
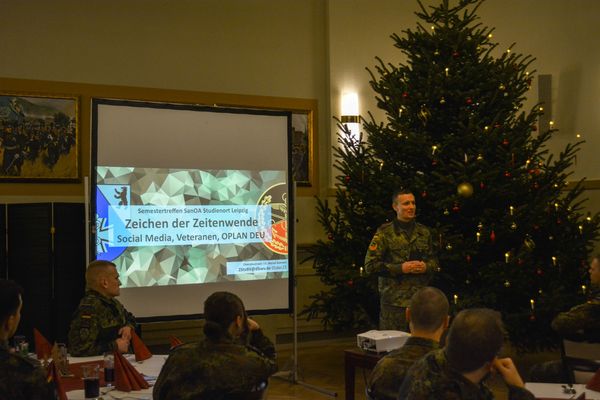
<box><xmin>90</xmin><ymin>97</ymin><xmax>295</xmax><ymax>321</ymax></box>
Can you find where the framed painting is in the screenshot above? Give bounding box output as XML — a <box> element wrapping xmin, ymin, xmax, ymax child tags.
<box><xmin>291</xmin><ymin>110</ymin><xmax>314</xmax><ymax>187</ymax></box>
<box><xmin>0</xmin><ymin>92</ymin><xmax>79</xmax><ymax>181</ymax></box>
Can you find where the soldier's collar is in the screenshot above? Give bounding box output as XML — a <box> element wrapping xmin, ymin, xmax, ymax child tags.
<box><xmin>393</xmin><ymin>218</ymin><xmax>416</xmax><ymax>234</ymax></box>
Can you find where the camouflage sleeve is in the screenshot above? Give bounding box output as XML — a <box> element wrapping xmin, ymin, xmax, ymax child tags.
<box><xmin>551</xmin><ymin>301</ymin><xmax>600</xmax><ymax>341</ymax></box>
<box><xmin>247</xmin><ymin>329</ymin><xmax>277</xmax><ymax>365</ymax></box>
<box><xmin>364</xmin><ymin>231</ymin><xmax>403</xmax><ymax>276</ymax></box>
<box><xmin>68</xmin><ymin>305</ymin><xmax>116</xmax><ymax>356</ymax></box>
<box><xmin>121</xmin><ymin>304</ymin><xmax>137</xmax><ymax>329</ymax></box>
<box><xmin>423</xmin><ymin>229</ymin><xmax>439</xmax><ymax>273</ymax></box>
<box><xmin>0</xmin><ymin>356</ymin><xmax>56</xmax><ymax>400</ymax></box>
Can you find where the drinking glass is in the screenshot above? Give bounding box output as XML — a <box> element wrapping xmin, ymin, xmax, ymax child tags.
<box><xmin>82</xmin><ymin>364</ymin><xmax>100</xmax><ymax>399</ymax></box>
<box><xmin>103</xmin><ymin>352</ymin><xmax>115</xmax><ymax>388</ymax></box>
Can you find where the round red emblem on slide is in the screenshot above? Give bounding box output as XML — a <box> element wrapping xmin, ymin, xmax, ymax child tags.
<box><xmin>257</xmin><ymin>183</ymin><xmax>288</xmax><ymax>255</ymax></box>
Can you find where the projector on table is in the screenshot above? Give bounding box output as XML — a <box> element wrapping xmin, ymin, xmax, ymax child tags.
<box><xmin>357</xmin><ymin>330</ymin><xmax>410</xmax><ymax>353</ymax></box>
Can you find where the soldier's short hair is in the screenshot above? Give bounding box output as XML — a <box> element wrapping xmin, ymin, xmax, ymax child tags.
<box><xmin>0</xmin><ymin>279</ymin><xmax>23</xmax><ymax>324</ymax></box>
<box><xmin>203</xmin><ymin>291</ymin><xmax>246</xmax><ymax>341</ymax></box>
<box><xmin>85</xmin><ymin>259</ymin><xmax>117</xmax><ymax>289</ymax></box>
<box><xmin>392</xmin><ymin>188</ymin><xmax>414</xmax><ymax>204</ymax></box>
<box><xmin>445</xmin><ymin>308</ymin><xmax>504</xmax><ymax>373</ymax></box>
<box><xmin>409</xmin><ymin>287</ymin><xmax>449</xmax><ymax>332</ymax></box>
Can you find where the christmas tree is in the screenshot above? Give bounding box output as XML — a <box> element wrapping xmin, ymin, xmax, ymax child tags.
<box><xmin>303</xmin><ymin>0</ymin><xmax>600</xmax><ymax>350</ymax></box>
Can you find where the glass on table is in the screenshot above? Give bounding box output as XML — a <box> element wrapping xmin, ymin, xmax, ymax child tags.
<box><xmin>12</xmin><ymin>335</ymin><xmax>28</xmax><ymax>355</ymax></box>
<box><xmin>81</xmin><ymin>364</ymin><xmax>100</xmax><ymax>399</ymax></box>
<box><xmin>103</xmin><ymin>352</ymin><xmax>115</xmax><ymax>388</ymax></box>
<box><xmin>56</xmin><ymin>343</ymin><xmax>69</xmax><ymax>371</ymax></box>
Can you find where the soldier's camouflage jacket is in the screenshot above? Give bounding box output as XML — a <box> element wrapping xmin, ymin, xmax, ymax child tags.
<box><xmin>551</xmin><ymin>286</ymin><xmax>600</xmax><ymax>342</ymax></box>
<box><xmin>152</xmin><ymin>328</ymin><xmax>277</xmax><ymax>400</ymax></box>
<box><xmin>367</xmin><ymin>336</ymin><xmax>438</xmax><ymax>400</ymax></box>
<box><xmin>68</xmin><ymin>289</ymin><xmax>136</xmax><ymax>356</ymax></box>
<box><xmin>398</xmin><ymin>349</ymin><xmax>535</xmax><ymax>400</ymax></box>
<box><xmin>364</xmin><ymin>220</ymin><xmax>438</xmax><ymax>307</ymax></box>
<box><xmin>0</xmin><ymin>340</ymin><xmax>55</xmax><ymax>400</ymax></box>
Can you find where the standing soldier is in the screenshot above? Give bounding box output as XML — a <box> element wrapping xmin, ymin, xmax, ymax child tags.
<box><xmin>365</xmin><ymin>188</ymin><xmax>439</xmax><ymax>331</ymax></box>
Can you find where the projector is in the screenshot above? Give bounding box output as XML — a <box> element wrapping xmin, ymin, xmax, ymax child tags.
<box><xmin>357</xmin><ymin>330</ymin><xmax>410</xmax><ymax>353</ymax></box>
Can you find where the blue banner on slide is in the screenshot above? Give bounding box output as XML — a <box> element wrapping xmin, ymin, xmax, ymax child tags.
<box><xmin>96</xmin><ymin>184</ymin><xmax>129</xmax><ymax>260</ymax></box>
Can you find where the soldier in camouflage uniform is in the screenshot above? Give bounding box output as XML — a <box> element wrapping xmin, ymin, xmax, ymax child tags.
<box><xmin>0</xmin><ymin>279</ymin><xmax>56</xmax><ymax>400</ymax></box>
<box><xmin>365</xmin><ymin>189</ymin><xmax>439</xmax><ymax>331</ymax></box>
<box><xmin>68</xmin><ymin>260</ymin><xmax>136</xmax><ymax>356</ymax></box>
<box><xmin>529</xmin><ymin>255</ymin><xmax>600</xmax><ymax>382</ymax></box>
<box><xmin>367</xmin><ymin>287</ymin><xmax>449</xmax><ymax>400</ymax></box>
<box><xmin>153</xmin><ymin>291</ymin><xmax>277</xmax><ymax>400</ymax></box>
<box><xmin>398</xmin><ymin>309</ymin><xmax>534</xmax><ymax>400</ymax></box>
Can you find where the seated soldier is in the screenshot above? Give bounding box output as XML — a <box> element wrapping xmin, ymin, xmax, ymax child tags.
<box><xmin>0</xmin><ymin>279</ymin><xmax>55</xmax><ymax>399</ymax></box>
<box><xmin>153</xmin><ymin>291</ymin><xmax>278</xmax><ymax>400</ymax></box>
<box><xmin>398</xmin><ymin>308</ymin><xmax>534</xmax><ymax>400</ymax></box>
<box><xmin>367</xmin><ymin>286</ymin><xmax>449</xmax><ymax>400</ymax></box>
<box><xmin>68</xmin><ymin>260</ymin><xmax>137</xmax><ymax>356</ymax></box>
<box><xmin>529</xmin><ymin>255</ymin><xmax>600</xmax><ymax>382</ymax></box>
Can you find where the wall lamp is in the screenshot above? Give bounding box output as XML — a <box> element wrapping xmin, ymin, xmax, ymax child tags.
<box><xmin>341</xmin><ymin>92</ymin><xmax>360</xmax><ymax>140</ymax></box>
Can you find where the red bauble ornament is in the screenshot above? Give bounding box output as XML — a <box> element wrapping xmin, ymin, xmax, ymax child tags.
<box><xmin>452</xmin><ymin>203</ymin><xmax>460</xmax><ymax>212</ymax></box>
<box><xmin>490</xmin><ymin>230</ymin><xmax>496</xmax><ymax>243</ymax></box>
<box><xmin>504</xmin><ymin>171</ymin><xmax>511</xmax><ymax>178</ymax></box>
<box><xmin>402</xmin><ymin>91</ymin><xmax>409</xmax><ymax>98</ymax></box>
<box><xmin>432</xmin><ymin>159</ymin><xmax>438</xmax><ymax>166</ymax></box>
<box><xmin>502</xmin><ymin>138</ymin><xmax>509</xmax><ymax>146</ymax></box>
<box><xmin>421</xmin><ymin>191</ymin><xmax>427</xmax><ymax>198</ymax></box>
<box><xmin>480</xmin><ymin>181</ymin><xmax>485</xmax><ymax>189</ymax></box>
<box><xmin>556</xmin><ymin>218</ymin><xmax>562</xmax><ymax>224</ymax></box>
<box><xmin>345</xmin><ymin>175</ymin><xmax>350</xmax><ymax>183</ymax></box>
<box><xmin>518</xmin><ymin>258</ymin><xmax>524</xmax><ymax>265</ymax></box>
<box><xmin>347</xmin><ymin>280</ymin><xmax>353</xmax><ymax>287</ymax></box>
<box><xmin>494</xmin><ymin>123</ymin><xmax>502</xmax><ymax>128</ymax></box>
<box><xmin>529</xmin><ymin>314</ymin><xmax>536</xmax><ymax>321</ymax></box>
<box><xmin>327</xmin><ymin>233</ymin><xmax>333</xmax><ymax>240</ymax></box>
<box><xmin>533</xmin><ymin>224</ymin><xmax>540</xmax><ymax>230</ymax></box>
<box><xmin>466</xmin><ymin>254</ymin><xmax>472</xmax><ymax>263</ymax></box>
<box><xmin>532</xmin><ymin>182</ymin><xmax>540</xmax><ymax>190</ymax></box>
<box><xmin>466</xmin><ymin>97</ymin><xmax>473</xmax><ymax>105</ymax></box>
<box><xmin>452</xmin><ymin>51</ymin><xmax>459</xmax><ymax>58</ymax></box>
<box><xmin>536</xmin><ymin>268</ymin><xmax>543</xmax><ymax>276</ymax></box>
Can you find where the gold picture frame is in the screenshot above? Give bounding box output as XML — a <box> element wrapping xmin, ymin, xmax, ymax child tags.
<box><xmin>0</xmin><ymin>92</ymin><xmax>79</xmax><ymax>181</ymax></box>
<box><xmin>291</xmin><ymin>110</ymin><xmax>314</xmax><ymax>187</ymax></box>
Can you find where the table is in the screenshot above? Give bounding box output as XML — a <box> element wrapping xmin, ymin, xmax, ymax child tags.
<box><xmin>66</xmin><ymin>354</ymin><xmax>167</xmax><ymax>399</ymax></box>
<box><xmin>525</xmin><ymin>382</ymin><xmax>600</xmax><ymax>399</ymax></box>
<box><xmin>344</xmin><ymin>348</ymin><xmax>384</xmax><ymax>400</ymax></box>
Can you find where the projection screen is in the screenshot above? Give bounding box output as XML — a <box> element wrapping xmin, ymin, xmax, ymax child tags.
<box><xmin>91</xmin><ymin>99</ymin><xmax>293</xmax><ymax>319</ymax></box>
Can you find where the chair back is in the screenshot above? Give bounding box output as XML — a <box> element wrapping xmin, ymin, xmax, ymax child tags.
<box><xmin>561</xmin><ymin>339</ymin><xmax>600</xmax><ymax>384</ymax></box>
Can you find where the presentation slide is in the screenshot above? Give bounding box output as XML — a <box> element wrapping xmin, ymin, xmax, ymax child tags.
<box><xmin>92</xmin><ymin>99</ymin><xmax>293</xmax><ymax>318</ymax></box>
<box><xmin>95</xmin><ymin>168</ymin><xmax>288</xmax><ymax>285</ymax></box>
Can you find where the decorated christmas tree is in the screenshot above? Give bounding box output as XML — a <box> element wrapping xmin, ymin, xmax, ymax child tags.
<box><xmin>304</xmin><ymin>0</ymin><xmax>600</xmax><ymax>350</ymax></box>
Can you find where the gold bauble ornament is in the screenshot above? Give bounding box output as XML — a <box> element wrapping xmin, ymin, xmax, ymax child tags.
<box><xmin>524</xmin><ymin>235</ymin><xmax>535</xmax><ymax>250</ymax></box>
<box><xmin>457</xmin><ymin>182</ymin><xmax>474</xmax><ymax>197</ymax></box>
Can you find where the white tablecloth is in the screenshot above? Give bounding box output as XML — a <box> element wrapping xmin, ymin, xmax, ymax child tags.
<box><xmin>525</xmin><ymin>382</ymin><xmax>600</xmax><ymax>399</ymax></box>
<box><xmin>66</xmin><ymin>354</ymin><xmax>167</xmax><ymax>400</ymax></box>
